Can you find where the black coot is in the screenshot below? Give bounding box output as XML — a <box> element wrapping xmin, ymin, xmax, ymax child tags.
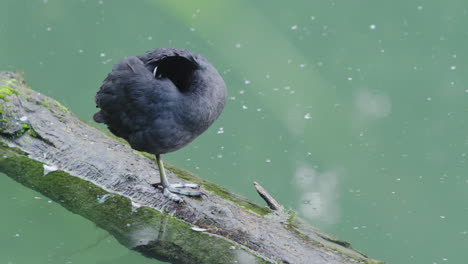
<box><xmin>94</xmin><ymin>47</ymin><xmax>227</xmax><ymax>202</ymax></box>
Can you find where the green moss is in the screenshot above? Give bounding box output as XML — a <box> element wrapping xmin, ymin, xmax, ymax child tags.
<box><xmin>52</xmin><ymin>99</ymin><xmax>69</xmax><ymax>113</ymax></box>
<box><xmin>164</xmin><ymin>163</ymin><xmax>271</xmax><ymax>216</ymax></box>
<box><xmin>0</xmin><ymin>86</ymin><xmax>19</xmax><ymax>100</ymax></box>
<box><xmin>97</xmin><ymin>128</ymin><xmax>270</xmax><ymax>215</ymax></box>
<box><xmin>40</xmin><ymin>98</ymin><xmax>69</xmax><ymax>113</ymax></box>
<box><xmin>0</xmin><ymin>140</ymin><xmax>28</xmax><ymax>155</ymax></box>
<box><xmin>0</xmin><ymin>155</ymin><xmax>270</xmax><ymax>264</ymax></box>
<box><xmin>40</xmin><ymin>98</ymin><xmax>50</xmax><ymax>108</ymax></box>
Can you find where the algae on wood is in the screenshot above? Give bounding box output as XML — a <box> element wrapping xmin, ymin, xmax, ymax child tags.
<box><xmin>0</xmin><ymin>72</ymin><xmax>383</xmax><ymax>264</ymax></box>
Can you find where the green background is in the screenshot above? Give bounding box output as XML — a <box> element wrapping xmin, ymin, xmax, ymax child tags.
<box><xmin>1</xmin><ymin>0</ymin><xmax>467</xmax><ymax>263</ymax></box>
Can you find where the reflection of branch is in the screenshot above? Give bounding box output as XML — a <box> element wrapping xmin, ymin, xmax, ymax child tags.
<box><xmin>253</xmin><ymin>181</ymin><xmax>284</xmax><ymax>212</ymax></box>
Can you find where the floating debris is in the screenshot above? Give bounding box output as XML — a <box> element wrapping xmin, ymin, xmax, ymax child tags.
<box><xmin>191</xmin><ymin>226</ymin><xmax>207</xmax><ymax>232</ymax></box>
<box><xmin>131</xmin><ymin>201</ymin><xmax>142</xmax><ymax>212</ymax></box>
<box><xmin>96</xmin><ymin>194</ymin><xmax>114</xmax><ymax>204</ymax></box>
<box><xmin>43</xmin><ymin>164</ymin><xmax>60</xmax><ymax>176</ymax></box>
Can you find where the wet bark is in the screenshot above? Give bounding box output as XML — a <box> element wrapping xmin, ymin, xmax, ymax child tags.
<box><xmin>0</xmin><ymin>72</ymin><xmax>383</xmax><ymax>264</ymax></box>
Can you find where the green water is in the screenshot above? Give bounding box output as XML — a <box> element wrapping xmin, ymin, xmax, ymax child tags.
<box><xmin>1</xmin><ymin>0</ymin><xmax>467</xmax><ymax>263</ymax></box>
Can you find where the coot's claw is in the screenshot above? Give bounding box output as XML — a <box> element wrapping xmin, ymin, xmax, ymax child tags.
<box><xmin>152</xmin><ymin>182</ymin><xmax>202</xmax><ymax>203</ymax></box>
<box><xmin>166</xmin><ymin>185</ymin><xmax>202</xmax><ymax>196</ymax></box>
<box><xmin>163</xmin><ymin>188</ymin><xmax>184</xmax><ymax>203</ymax></box>
<box><xmin>170</xmin><ymin>183</ymin><xmax>200</xmax><ymax>189</ymax></box>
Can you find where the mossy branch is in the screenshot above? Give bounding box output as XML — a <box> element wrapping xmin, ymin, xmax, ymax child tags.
<box><xmin>0</xmin><ymin>72</ymin><xmax>384</xmax><ymax>264</ymax></box>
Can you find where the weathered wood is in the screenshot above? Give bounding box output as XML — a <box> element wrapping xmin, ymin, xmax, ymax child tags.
<box><xmin>0</xmin><ymin>72</ymin><xmax>383</xmax><ymax>264</ymax></box>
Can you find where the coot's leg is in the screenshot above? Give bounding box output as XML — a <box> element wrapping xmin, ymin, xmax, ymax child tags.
<box><xmin>155</xmin><ymin>154</ymin><xmax>202</xmax><ymax>203</ymax></box>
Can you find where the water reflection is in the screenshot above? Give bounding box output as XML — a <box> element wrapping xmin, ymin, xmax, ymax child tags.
<box><xmin>294</xmin><ymin>164</ymin><xmax>340</xmax><ymax>226</ymax></box>
<box><xmin>354</xmin><ymin>88</ymin><xmax>392</xmax><ymax>121</ymax></box>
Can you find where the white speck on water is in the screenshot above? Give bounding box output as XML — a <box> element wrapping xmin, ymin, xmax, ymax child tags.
<box><xmin>126</xmin><ymin>223</ymin><xmax>131</xmax><ymax>227</ymax></box>
<box><xmin>242</xmin><ymin>105</ymin><xmax>248</xmax><ymax>110</ymax></box>
<box><xmin>239</xmin><ymin>90</ymin><xmax>245</xmax><ymax>94</ymax></box>
<box><xmin>48</xmin><ymin>200</ymin><xmax>52</xmax><ymax>203</ymax></box>
<box><xmin>189</xmin><ymin>27</ymin><xmax>195</xmax><ymax>32</ymax></box>
<box><xmin>235</xmin><ymin>43</ymin><xmax>241</xmax><ymax>48</ymax></box>
<box><xmin>440</xmin><ymin>215</ymin><xmax>446</xmax><ymax>219</ymax></box>
<box><xmin>265</xmin><ymin>74</ymin><xmax>270</xmax><ymax>79</ymax></box>
<box><xmin>244</xmin><ymin>80</ymin><xmax>251</xmax><ymax>85</ymax></box>
<box><xmin>256</xmin><ymin>108</ymin><xmax>262</xmax><ymax>112</ymax></box>
<box><xmin>369</xmin><ymin>24</ymin><xmax>376</xmax><ymax>30</ymax></box>
<box><xmin>450</xmin><ymin>65</ymin><xmax>456</xmax><ymax>70</ymax></box>
<box><xmin>317</xmin><ymin>61</ymin><xmax>323</xmax><ymax>67</ymax></box>
<box><xmin>217</xmin><ymin>154</ymin><xmax>223</xmax><ymax>158</ymax></box>
<box><xmin>348</xmin><ymin>77</ymin><xmax>353</xmax><ymax>81</ymax></box>
<box><xmin>19</xmin><ymin>116</ymin><xmax>28</xmax><ymax>122</ymax></box>
<box><xmin>396</xmin><ymin>178</ymin><xmax>401</xmax><ymax>181</ymax></box>
<box><xmin>427</xmin><ymin>97</ymin><xmax>432</xmax><ymax>101</ymax></box>
<box><xmin>352</xmin><ymin>226</ymin><xmax>359</xmax><ymax>230</ymax></box>
<box><xmin>284</xmin><ymin>86</ymin><xmax>291</xmax><ymax>90</ymax></box>
<box><xmin>310</xmin><ymin>16</ymin><xmax>316</xmax><ymax>21</ymax></box>
<box><xmin>15</xmin><ymin>233</ymin><xmax>20</xmax><ymax>237</ymax></box>
<box><xmin>147</xmin><ymin>36</ymin><xmax>153</xmax><ymax>40</ymax></box>
<box><xmin>229</xmin><ymin>96</ymin><xmax>236</xmax><ymax>100</ymax></box>
<box><xmin>299</xmin><ymin>64</ymin><xmax>306</xmax><ymax>68</ymax></box>
<box><xmin>78</xmin><ymin>49</ymin><xmax>84</xmax><ymax>53</ymax></box>
<box><xmin>46</xmin><ymin>27</ymin><xmax>52</xmax><ymax>31</ymax></box>
<box><xmin>304</xmin><ymin>113</ymin><xmax>312</xmax><ymax>119</ymax></box>
<box><xmin>265</xmin><ymin>159</ymin><xmax>271</xmax><ymax>163</ymax></box>
<box><xmin>100</xmin><ymin>53</ymin><xmax>106</xmax><ymax>57</ymax></box>
<box><xmin>291</xmin><ymin>25</ymin><xmax>298</xmax><ymax>30</ymax></box>
<box><xmin>217</xmin><ymin>127</ymin><xmax>224</xmax><ymax>134</ymax></box>
<box><xmin>417</xmin><ymin>5</ymin><xmax>423</xmax><ymax>10</ymax></box>
<box><xmin>287</xmin><ymin>59</ymin><xmax>293</xmax><ymax>64</ymax></box>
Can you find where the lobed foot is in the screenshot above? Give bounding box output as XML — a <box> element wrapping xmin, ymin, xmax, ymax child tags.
<box><xmin>152</xmin><ymin>182</ymin><xmax>202</xmax><ymax>203</ymax></box>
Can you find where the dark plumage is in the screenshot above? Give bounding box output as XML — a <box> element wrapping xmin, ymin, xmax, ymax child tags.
<box><xmin>94</xmin><ymin>47</ymin><xmax>227</xmax><ymax>202</ymax></box>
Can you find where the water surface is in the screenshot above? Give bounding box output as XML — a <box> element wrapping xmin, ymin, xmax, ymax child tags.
<box><xmin>1</xmin><ymin>1</ymin><xmax>467</xmax><ymax>263</ymax></box>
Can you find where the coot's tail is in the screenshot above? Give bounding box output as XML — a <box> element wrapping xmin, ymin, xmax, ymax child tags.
<box><xmin>93</xmin><ymin>111</ymin><xmax>105</xmax><ymax>123</ymax></box>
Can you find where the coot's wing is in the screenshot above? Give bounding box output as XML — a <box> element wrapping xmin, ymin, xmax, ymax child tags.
<box><xmin>94</xmin><ymin>56</ymin><xmax>176</xmax><ymax>140</ymax></box>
